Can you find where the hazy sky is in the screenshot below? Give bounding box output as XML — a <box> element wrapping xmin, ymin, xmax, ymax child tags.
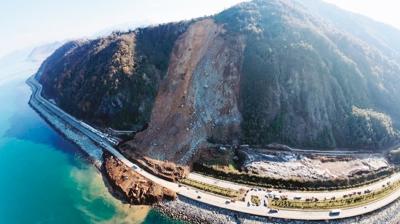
<box><xmin>1</xmin><ymin>0</ymin><xmax>400</xmax><ymax>58</ymax></box>
<box><xmin>324</xmin><ymin>0</ymin><xmax>400</xmax><ymax>28</ymax></box>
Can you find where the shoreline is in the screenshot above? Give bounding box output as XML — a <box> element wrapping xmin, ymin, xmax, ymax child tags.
<box><xmin>28</xmin><ymin>88</ymin><xmax>103</xmax><ymax>168</ymax></box>
<box><xmin>27</xmin><ymin>78</ymin><xmax>400</xmax><ymax>223</ymax></box>
<box><xmin>154</xmin><ymin>195</ymin><xmax>400</xmax><ymax>224</ymax></box>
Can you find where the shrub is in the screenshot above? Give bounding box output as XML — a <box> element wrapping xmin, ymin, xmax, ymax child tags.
<box><xmin>180</xmin><ymin>178</ymin><xmax>241</xmax><ymax>198</ymax></box>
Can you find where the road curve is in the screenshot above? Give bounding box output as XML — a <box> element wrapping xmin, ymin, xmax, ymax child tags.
<box><xmin>27</xmin><ymin>75</ymin><xmax>400</xmax><ymax>221</ymax></box>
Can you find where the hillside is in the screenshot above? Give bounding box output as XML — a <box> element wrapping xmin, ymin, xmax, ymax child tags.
<box><xmin>37</xmin><ymin>0</ymin><xmax>400</xmax><ymax>165</ymax></box>
<box><xmin>37</xmin><ymin>22</ymin><xmax>190</xmax><ymax>130</ymax></box>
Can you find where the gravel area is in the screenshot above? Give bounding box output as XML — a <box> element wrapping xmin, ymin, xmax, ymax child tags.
<box><xmin>243</xmin><ymin>150</ymin><xmax>390</xmax><ymax>181</ymax></box>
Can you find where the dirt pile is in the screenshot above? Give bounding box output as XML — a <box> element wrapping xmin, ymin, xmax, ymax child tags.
<box><xmin>120</xmin><ymin>145</ymin><xmax>189</xmax><ymax>182</ymax></box>
<box><xmin>103</xmin><ymin>153</ymin><xmax>176</xmax><ymax>205</ymax></box>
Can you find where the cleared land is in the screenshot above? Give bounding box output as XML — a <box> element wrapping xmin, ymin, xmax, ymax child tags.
<box><xmin>194</xmin><ymin>147</ymin><xmax>395</xmax><ymax>190</ymax></box>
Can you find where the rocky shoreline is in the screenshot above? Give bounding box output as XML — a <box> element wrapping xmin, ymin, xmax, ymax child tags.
<box><xmin>28</xmin><ymin>90</ymin><xmax>103</xmax><ymax>167</ymax></box>
<box><xmin>28</xmin><ymin>82</ymin><xmax>400</xmax><ymax>224</ymax></box>
<box><xmin>155</xmin><ymin>195</ymin><xmax>400</xmax><ymax>224</ymax></box>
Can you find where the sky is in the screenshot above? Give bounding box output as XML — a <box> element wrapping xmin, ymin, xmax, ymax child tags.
<box><xmin>323</xmin><ymin>0</ymin><xmax>400</xmax><ymax>28</ymax></box>
<box><xmin>1</xmin><ymin>0</ymin><xmax>400</xmax><ymax>58</ymax></box>
<box><xmin>0</xmin><ymin>0</ymin><xmax>244</xmax><ymax>57</ymax></box>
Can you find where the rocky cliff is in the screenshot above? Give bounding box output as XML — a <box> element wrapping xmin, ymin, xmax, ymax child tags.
<box><xmin>37</xmin><ymin>0</ymin><xmax>400</xmax><ymax>165</ymax></box>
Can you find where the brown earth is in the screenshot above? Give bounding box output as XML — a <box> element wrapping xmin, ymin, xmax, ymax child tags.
<box><xmin>123</xmin><ymin>18</ymin><xmax>245</xmax><ymax>165</ymax></box>
<box><xmin>119</xmin><ymin>144</ymin><xmax>189</xmax><ymax>182</ymax></box>
<box><xmin>103</xmin><ymin>152</ymin><xmax>176</xmax><ymax>205</ymax></box>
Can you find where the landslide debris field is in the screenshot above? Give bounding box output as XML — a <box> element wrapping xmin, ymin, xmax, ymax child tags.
<box><xmin>242</xmin><ymin>149</ymin><xmax>389</xmax><ymax>181</ymax></box>
<box><xmin>195</xmin><ymin>146</ymin><xmax>393</xmax><ymax>182</ymax></box>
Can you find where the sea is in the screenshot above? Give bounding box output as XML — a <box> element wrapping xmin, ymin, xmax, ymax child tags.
<box><xmin>0</xmin><ymin>57</ymin><xmax>181</xmax><ymax>224</ymax></box>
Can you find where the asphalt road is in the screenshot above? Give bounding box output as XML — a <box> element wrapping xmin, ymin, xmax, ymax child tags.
<box><xmin>27</xmin><ymin>75</ymin><xmax>400</xmax><ymax>221</ymax></box>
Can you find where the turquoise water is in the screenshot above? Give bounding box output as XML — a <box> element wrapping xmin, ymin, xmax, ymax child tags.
<box><xmin>0</xmin><ymin>79</ymin><xmax>181</xmax><ymax>224</ymax></box>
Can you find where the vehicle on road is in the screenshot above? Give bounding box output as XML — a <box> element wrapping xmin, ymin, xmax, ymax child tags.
<box><xmin>293</xmin><ymin>195</ymin><xmax>302</xmax><ymax>200</ymax></box>
<box><xmin>329</xmin><ymin>209</ymin><xmax>341</xmax><ymax>216</ymax></box>
<box><xmin>268</xmin><ymin>209</ymin><xmax>278</xmax><ymax>214</ymax></box>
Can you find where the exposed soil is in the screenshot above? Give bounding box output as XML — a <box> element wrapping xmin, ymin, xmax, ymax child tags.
<box><xmin>242</xmin><ymin>149</ymin><xmax>391</xmax><ymax>181</ymax></box>
<box><xmin>123</xmin><ymin>18</ymin><xmax>245</xmax><ymax>165</ymax></box>
<box><xmin>195</xmin><ymin>146</ymin><xmax>392</xmax><ymax>181</ymax></box>
<box><xmin>102</xmin><ymin>152</ymin><xmax>176</xmax><ymax>205</ymax></box>
<box><xmin>119</xmin><ymin>145</ymin><xmax>189</xmax><ymax>182</ymax></box>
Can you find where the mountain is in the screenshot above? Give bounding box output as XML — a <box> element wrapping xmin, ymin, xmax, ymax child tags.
<box><xmin>298</xmin><ymin>0</ymin><xmax>400</xmax><ymax>60</ymax></box>
<box><xmin>37</xmin><ymin>0</ymin><xmax>400</xmax><ymax>165</ymax></box>
<box><xmin>0</xmin><ymin>42</ymin><xmax>61</xmax><ymax>85</ymax></box>
<box><xmin>27</xmin><ymin>41</ymin><xmax>64</xmax><ymax>62</ymax></box>
<box><xmin>37</xmin><ymin>23</ymin><xmax>190</xmax><ymax>129</ymax></box>
<box><xmin>0</xmin><ymin>48</ymin><xmax>33</xmax><ymax>82</ymax></box>
<box><xmin>91</xmin><ymin>19</ymin><xmax>155</xmax><ymax>38</ymax></box>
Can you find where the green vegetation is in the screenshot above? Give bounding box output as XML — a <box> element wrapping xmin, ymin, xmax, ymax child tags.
<box><xmin>270</xmin><ymin>180</ymin><xmax>400</xmax><ymax>210</ymax></box>
<box><xmin>215</xmin><ymin>0</ymin><xmax>400</xmax><ymax>149</ymax></box>
<box><xmin>251</xmin><ymin>195</ymin><xmax>261</xmax><ymax>206</ymax></box>
<box><xmin>180</xmin><ymin>178</ymin><xmax>242</xmax><ymax>198</ymax></box>
<box><xmin>197</xmin><ymin>148</ymin><xmax>241</xmax><ymax>173</ymax></box>
<box><xmin>348</xmin><ymin>107</ymin><xmax>400</xmax><ymax>149</ymax></box>
<box><xmin>193</xmin><ymin>162</ymin><xmax>396</xmax><ymax>191</ymax></box>
<box><xmin>39</xmin><ymin>22</ymin><xmax>191</xmax><ymax>130</ymax></box>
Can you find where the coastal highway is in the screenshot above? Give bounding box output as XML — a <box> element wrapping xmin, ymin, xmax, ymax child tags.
<box><xmin>189</xmin><ymin>172</ymin><xmax>400</xmax><ymax>202</ymax></box>
<box><xmin>27</xmin><ymin>75</ymin><xmax>400</xmax><ymax>221</ymax></box>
